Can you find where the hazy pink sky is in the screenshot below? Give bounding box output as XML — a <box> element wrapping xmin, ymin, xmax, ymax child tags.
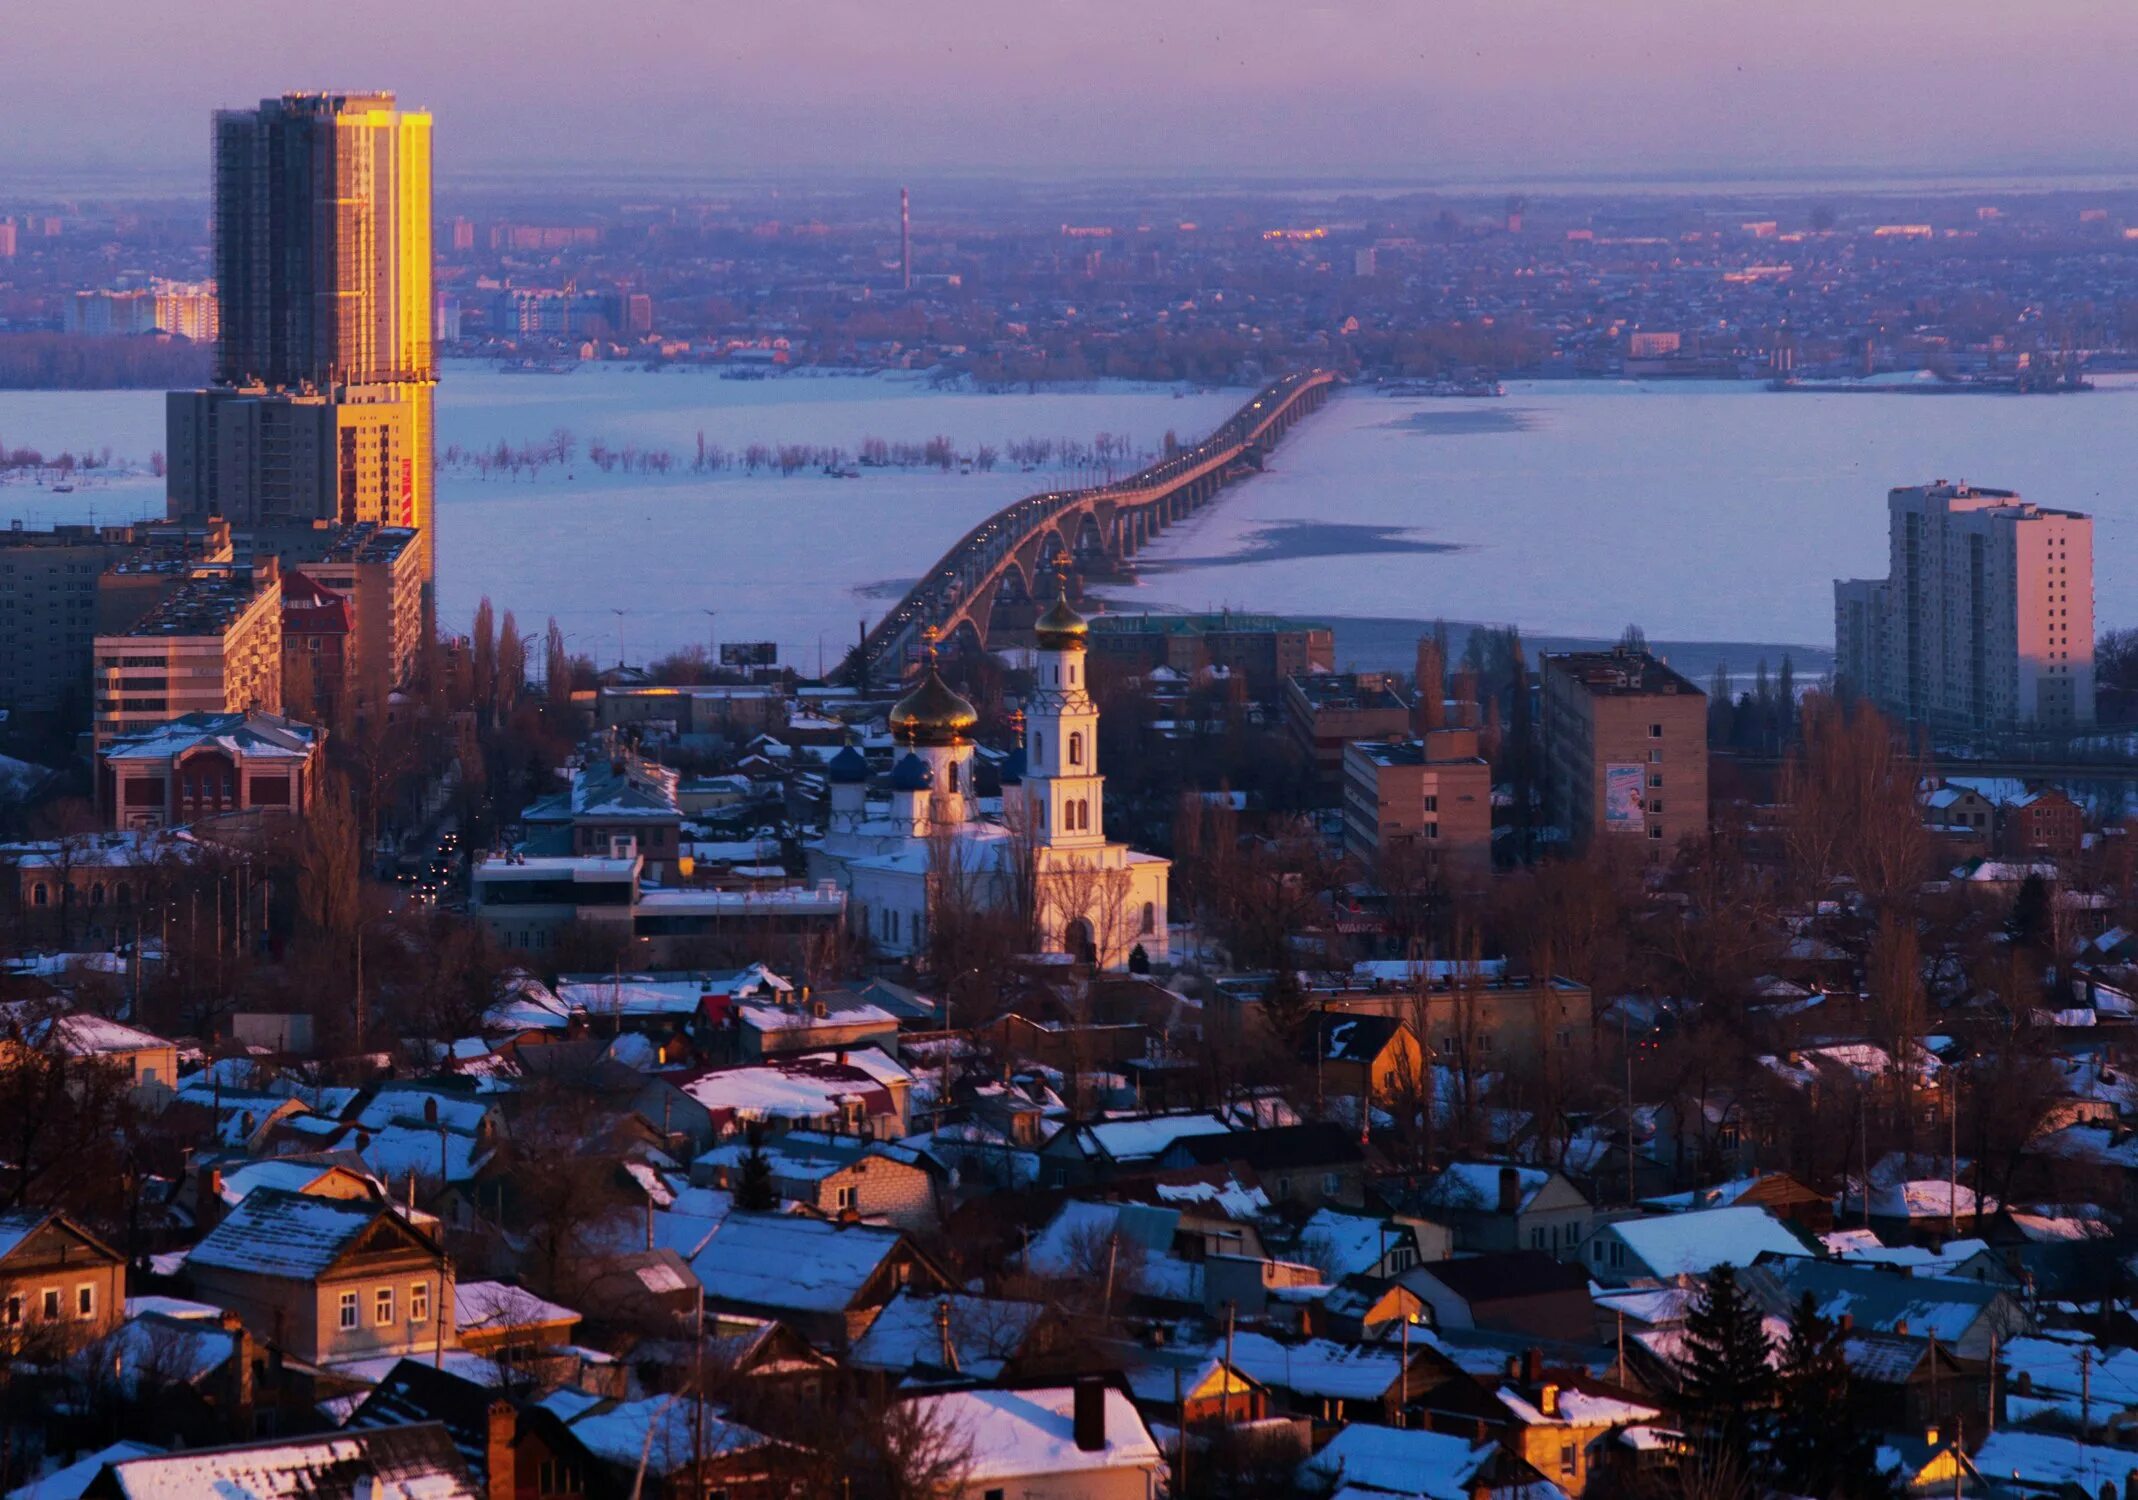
<box><xmin>10</xmin><ymin>0</ymin><xmax>2138</xmax><ymax>183</ymax></box>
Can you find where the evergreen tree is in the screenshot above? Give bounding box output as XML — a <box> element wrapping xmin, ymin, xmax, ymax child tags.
<box><xmin>2010</xmin><ymin>872</ymin><xmax>2052</xmax><ymax>952</ymax></box>
<box><xmin>1680</xmin><ymin>1263</ymin><xmax>1774</xmax><ymax>1462</ymax></box>
<box><xmin>1771</xmin><ymin>1292</ymin><xmax>1883</xmax><ymax>1497</ymax></box>
<box><xmin>736</xmin><ymin>1123</ymin><xmax>777</xmax><ymax>1211</ymax></box>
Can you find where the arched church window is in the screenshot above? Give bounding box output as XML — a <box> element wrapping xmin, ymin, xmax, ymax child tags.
<box><xmin>1141</xmin><ymin>902</ymin><xmax>1156</xmax><ymax>934</ymax></box>
<box><xmin>946</xmin><ymin>760</ymin><xmax>959</xmax><ymax>793</ymax></box>
<box><xmin>1033</xmin><ymin>731</ymin><xmax>1043</xmax><ymax>763</ymax></box>
<box><xmin>1069</xmin><ymin>733</ymin><xmax>1084</xmax><ymax>767</ymax></box>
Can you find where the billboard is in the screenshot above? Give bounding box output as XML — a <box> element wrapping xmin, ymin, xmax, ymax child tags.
<box><xmin>720</xmin><ymin>641</ymin><xmax>778</xmax><ymax>668</ymax></box>
<box><xmin>1604</xmin><ymin>763</ymin><xmax>1646</xmax><ymax>831</ymax></box>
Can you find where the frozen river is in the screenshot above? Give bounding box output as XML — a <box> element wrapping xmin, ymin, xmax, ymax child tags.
<box><xmin>4</xmin><ymin>367</ymin><xmax>2135</xmax><ymax>671</ymax></box>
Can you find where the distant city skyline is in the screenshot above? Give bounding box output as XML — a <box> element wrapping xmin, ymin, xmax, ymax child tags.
<box><xmin>10</xmin><ymin>1</ymin><xmax>2138</xmax><ymax>185</ymax></box>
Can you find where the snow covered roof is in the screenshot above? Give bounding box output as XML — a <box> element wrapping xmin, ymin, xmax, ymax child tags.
<box><xmin>1298</xmin><ymin>1208</ymin><xmax>1409</xmax><ymax>1279</ymax></box>
<box><xmin>691</xmin><ymin>1213</ymin><xmax>911</xmax><ymax>1314</ymax></box>
<box><xmin>849</xmin><ymin>1291</ymin><xmax>1046</xmax><ymax>1381</ymax></box>
<box><xmin>186</xmin><ymin>1190</ymin><xmax>412</xmax><ymax>1280</ymax></box>
<box><xmin>1417</xmin><ymin>1162</ymin><xmax>1552</xmax><ymax>1214</ymax></box>
<box><xmin>0</xmin><ymin>1003</ymin><xmax>173</xmax><ymax>1058</ymax></box>
<box><xmin>1024</xmin><ymin>1200</ymin><xmax>1181</xmax><ymax>1277</ymax></box>
<box><xmin>1225</xmin><ymin>1331</ymin><xmax>1406</xmax><ymax>1402</ymax></box>
<box><xmin>7</xmin><ymin>1440</ymin><xmax>162</xmax><ymax>1500</ymax></box>
<box><xmin>1060</xmin><ymin>1111</ymin><xmax>1232</xmax><ymax>1164</ymax></box>
<box><xmin>454</xmin><ymin>1282</ymin><xmax>579</xmax><ymax>1336</ymax></box>
<box><xmin>905</xmin><ymin>1387</ymin><xmax>1161</xmax><ymax>1483</ymax></box>
<box><xmin>1971</xmin><ymin>1429</ymin><xmax>2138</xmax><ymax>1493</ymax></box>
<box><xmin>100</xmin><ymin>710</ymin><xmax>319</xmax><ymax>763</ymax></box>
<box><xmin>546</xmin><ymin>1394</ymin><xmax>772</xmax><ymax>1475</ymax></box>
<box><xmin>1605</xmin><ymin>1207</ymin><xmax>1807</xmax><ymax>1278</ymax></box>
<box><xmin>681</xmin><ymin>1053</ymin><xmax>901</xmax><ymax>1125</ymax></box>
<box><xmin>1298</xmin><ymin>1424</ymin><xmax>1510</xmax><ymax>1500</ymax></box>
<box><xmin>92</xmin><ymin>1423</ymin><xmax>476</xmax><ymax>1500</ymax></box>
<box><xmin>1495</xmin><ymin>1385</ymin><xmax>1660</xmax><ymax>1430</ymax></box>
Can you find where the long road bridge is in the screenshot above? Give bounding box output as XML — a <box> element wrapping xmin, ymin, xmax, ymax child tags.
<box><xmin>840</xmin><ymin>368</ymin><xmax>1340</xmax><ymax>685</ymax></box>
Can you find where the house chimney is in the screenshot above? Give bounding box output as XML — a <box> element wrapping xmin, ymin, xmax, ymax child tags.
<box><xmin>220</xmin><ymin>1311</ymin><xmax>254</xmax><ymax>1436</ymax></box>
<box><xmin>1523</xmin><ymin>1348</ymin><xmax>1543</xmax><ymax>1385</ymax></box>
<box><xmin>486</xmin><ymin>1401</ymin><xmax>516</xmax><ymax>1500</ymax></box>
<box><xmin>197</xmin><ymin>1165</ymin><xmax>226</xmax><ymax>1231</ymax></box>
<box><xmin>1497</xmin><ymin>1166</ymin><xmax>1521</xmax><ymax>1215</ymax></box>
<box><xmin>1072</xmin><ymin>1376</ymin><xmax>1108</xmax><ymax>1453</ymax></box>
<box><xmin>936</xmin><ymin>1297</ymin><xmax>959</xmax><ymax>1373</ymax></box>
<box><xmin>1924</xmin><ymin>1423</ymin><xmax>1939</xmax><ymax>1448</ymax></box>
<box><xmin>1539</xmin><ymin>1384</ymin><xmax>1559</xmax><ymax>1418</ymax></box>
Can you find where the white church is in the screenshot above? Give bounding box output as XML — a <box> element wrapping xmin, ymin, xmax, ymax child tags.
<box><xmin>812</xmin><ymin>594</ymin><xmax>1170</xmax><ymax>969</ymax></box>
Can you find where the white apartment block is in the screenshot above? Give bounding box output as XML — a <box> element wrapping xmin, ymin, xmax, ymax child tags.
<box><xmin>1836</xmin><ymin>481</ymin><xmax>2093</xmax><ymax>733</ymax></box>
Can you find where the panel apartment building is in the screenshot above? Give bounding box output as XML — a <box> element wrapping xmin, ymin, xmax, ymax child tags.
<box><xmin>1835</xmin><ymin>481</ymin><xmax>2094</xmax><ymax>733</ymax></box>
<box><xmin>1541</xmin><ymin>648</ymin><xmax>1708</xmax><ymax>854</ymax></box>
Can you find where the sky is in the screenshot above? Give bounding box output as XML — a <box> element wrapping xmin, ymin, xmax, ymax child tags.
<box><xmin>8</xmin><ymin>0</ymin><xmax>2138</xmax><ymax>187</ymax></box>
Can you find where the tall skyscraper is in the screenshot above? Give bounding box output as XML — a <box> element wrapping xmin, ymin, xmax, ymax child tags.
<box><xmin>171</xmin><ymin>93</ymin><xmax>436</xmax><ymax>588</ymax></box>
<box><xmin>1835</xmin><ymin>481</ymin><xmax>2095</xmax><ymax>732</ymax></box>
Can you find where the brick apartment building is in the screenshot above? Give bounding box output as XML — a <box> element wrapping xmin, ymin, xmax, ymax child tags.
<box><xmin>1541</xmin><ymin>648</ymin><xmax>1707</xmax><ymax>854</ymax></box>
<box><xmin>1340</xmin><ymin>729</ymin><xmax>1494</xmax><ymax>882</ymax></box>
<box><xmin>91</xmin><ymin>563</ymin><xmax>283</xmax><ymax>746</ymax></box>
<box><xmin>1284</xmin><ymin>672</ymin><xmax>1412</xmax><ymax>785</ymax></box>
<box><xmin>1088</xmin><ymin>612</ymin><xmax>1333</xmax><ymax>696</ymax></box>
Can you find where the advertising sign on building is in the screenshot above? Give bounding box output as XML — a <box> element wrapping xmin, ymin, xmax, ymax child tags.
<box><xmin>1604</xmin><ymin>763</ymin><xmax>1646</xmax><ymax>831</ymax></box>
<box><xmin>720</xmin><ymin>641</ymin><xmax>777</xmax><ymax>668</ymax></box>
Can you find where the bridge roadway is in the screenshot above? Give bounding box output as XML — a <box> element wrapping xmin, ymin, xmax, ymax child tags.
<box><xmin>840</xmin><ymin>368</ymin><xmax>1339</xmax><ymax>685</ymax></box>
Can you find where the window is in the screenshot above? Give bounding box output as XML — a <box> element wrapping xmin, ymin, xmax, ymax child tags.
<box><xmin>1648</xmin><ymin>748</ymin><xmax>1663</xmax><ymax>764</ymax></box>
<box><xmin>1648</xmin><ymin>825</ymin><xmax>1663</xmax><ymax>841</ymax></box>
<box><xmin>89</xmin><ymin>883</ymin><xmax>105</xmax><ymax>907</ymax></box>
<box><xmin>946</xmin><ymin>760</ymin><xmax>958</xmax><ymax>793</ymax></box>
<box><xmin>1322</xmin><ymin>1172</ymin><xmax>1341</xmax><ymax>1195</ymax></box>
<box><xmin>1648</xmin><ymin>723</ymin><xmax>1663</xmax><ymax>738</ymax></box>
<box><xmin>339</xmin><ymin>1291</ymin><xmax>359</xmax><ymax>1330</ymax></box>
<box><xmin>1649</xmin><ymin>799</ymin><xmax>1663</xmax><ymax>814</ymax></box>
<box><xmin>41</xmin><ymin>1289</ymin><xmax>60</xmax><ymax>1321</ymax></box>
<box><xmin>1032</xmin><ymin>731</ymin><xmax>1042</xmax><ymax>762</ymax></box>
<box><xmin>1141</xmin><ymin>902</ymin><xmax>1156</xmax><ymax>935</ymax></box>
<box><xmin>410</xmin><ymin>1282</ymin><xmax>429</xmax><ymax>1324</ymax></box>
<box><xmin>2</xmin><ymin>1295</ymin><xmax>19</xmax><ymax>1326</ymax></box>
<box><xmin>834</xmin><ymin>1184</ymin><xmax>856</xmax><ymax>1211</ymax></box>
<box><xmin>1068</xmin><ymin>732</ymin><xmax>1084</xmax><ymax>766</ymax></box>
<box><xmin>375</xmin><ymin>1287</ymin><xmax>395</xmax><ymax>1325</ymax></box>
<box><xmin>1648</xmin><ymin>773</ymin><xmax>1662</xmax><ymax>789</ymax></box>
<box><xmin>986</xmin><ymin>1490</ymin><xmax>1006</xmax><ymax>1500</ymax></box>
<box><xmin>1423</xmin><ymin>795</ymin><xmax>1438</xmax><ymax>812</ymax></box>
<box><xmin>76</xmin><ymin>1284</ymin><xmax>94</xmax><ymax>1320</ymax></box>
<box><xmin>1530</xmin><ymin>1226</ymin><xmax>1545</xmax><ymax>1249</ymax></box>
<box><xmin>31</xmin><ymin>883</ymin><xmax>46</xmax><ymax>908</ymax></box>
<box><xmin>1560</xmin><ymin>1442</ymin><xmax>1578</xmax><ymax>1475</ymax></box>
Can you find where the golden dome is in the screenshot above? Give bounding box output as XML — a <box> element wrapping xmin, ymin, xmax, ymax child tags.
<box><xmin>890</xmin><ymin>664</ymin><xmax>979</xmax><ymax>746</ymax></box>
<box><xmin>1034</xmin><ymin>593</ymin><xmax>1090</xmax><ymax>651</ymax></box>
